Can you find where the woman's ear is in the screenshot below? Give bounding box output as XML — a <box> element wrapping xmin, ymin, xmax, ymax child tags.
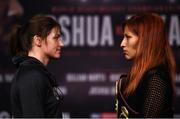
<box><xmin>33</xmin><ymin>35</ymin><xmax>42</xmax><ymax>47</ymax></box>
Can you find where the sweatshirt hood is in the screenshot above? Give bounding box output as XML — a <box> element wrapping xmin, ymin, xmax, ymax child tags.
<box><xmin>12</xmin><ymin>55</ymin><xmax>58</xmax><ymax>87</ymax></box>
<box><xmin>12</xmin><ymin>55</ymin><xmax>45</xmax><ymax>68</ymax></box>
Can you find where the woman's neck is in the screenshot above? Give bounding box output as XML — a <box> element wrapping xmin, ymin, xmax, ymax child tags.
<box><xmin>28</xmin><ymin>51</ymin><xmax>49</xmax><ymax>66</ymax></box>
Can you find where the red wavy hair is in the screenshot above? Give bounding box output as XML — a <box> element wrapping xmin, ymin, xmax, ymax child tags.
<box><xmin>122</xmin><ymin>13</ymin><xmax>176</xmax><ymax>96</ymax></box>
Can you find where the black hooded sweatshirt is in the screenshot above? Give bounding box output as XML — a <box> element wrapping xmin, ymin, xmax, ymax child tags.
<box><xmin>11</xmin><ymin>56</ymin><xmax>63</xmax><ymax>118</ymax></box>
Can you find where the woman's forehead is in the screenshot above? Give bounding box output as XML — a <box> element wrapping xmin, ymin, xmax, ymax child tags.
<box><xmin>51</xmin><ymin>27</ymin><xmax>61</xmax><ymax>34</ymax></box>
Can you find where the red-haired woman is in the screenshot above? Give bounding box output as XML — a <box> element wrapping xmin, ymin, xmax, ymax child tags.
<box><xmin>115</xmin><ymin>13</ymin><xmax>176</xmax><ymax>118</ymax></box>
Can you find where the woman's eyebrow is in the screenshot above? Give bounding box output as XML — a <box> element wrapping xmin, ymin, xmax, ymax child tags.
<box><xmin>124</xmin><ymin>34</ymin><xmax>131</xmax><ymax>37</ymax></box>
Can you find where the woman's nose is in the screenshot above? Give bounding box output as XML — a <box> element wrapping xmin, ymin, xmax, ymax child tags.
<box><xmin>120</xmin><ymin>38</ymin><xmax>126</xmax><ymax>48</ymax></box>
<box><xmin>59</xmin><ymin>40</ymin><xmax>64</xmax><ymax>47</ymax></box>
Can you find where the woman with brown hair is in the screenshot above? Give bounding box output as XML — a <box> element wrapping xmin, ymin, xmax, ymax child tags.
<box><xmin>10</xmin><ymin>15</ymin><xmax>64</xmax><ymax>118</ymax></box>
<box><xmin>115</xmin><ymin>13</ymin><xmax>176</xmax><ymax>118</ymax></box>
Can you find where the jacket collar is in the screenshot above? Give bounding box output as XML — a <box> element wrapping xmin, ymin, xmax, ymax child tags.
<box><xmin>12</xmin><ymin>55</ymin><xmax>45</xmax><ymax>68</ymax></box>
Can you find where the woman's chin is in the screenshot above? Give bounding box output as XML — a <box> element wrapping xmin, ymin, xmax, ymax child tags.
<box><xmin>125</xmin><ymin>55</ymin><xmax>132</xmax><ymax>60</ymax></box>
<box><xmin>51</xmin><ymin>54</ymin><xmax>61</xmax><ymax>59</ymax></box>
